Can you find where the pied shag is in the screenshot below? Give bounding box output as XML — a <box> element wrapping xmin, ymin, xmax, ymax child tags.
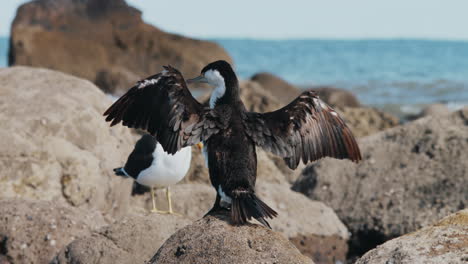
<box><xmin>104</xmin><ymin>60</ymin><xmax>361</xmax><ymax>227</ymax></box>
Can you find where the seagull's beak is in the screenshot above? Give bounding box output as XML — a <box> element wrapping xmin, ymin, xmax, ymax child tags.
<box><xmin>187</xmin><ymin>75</ymin><xmax>208</xmax><ymax>84</ymax></box>
<box><xmin>196</xmin><ymin>142</ymin><xmax>204</xmax><ymax>150</ymax></box>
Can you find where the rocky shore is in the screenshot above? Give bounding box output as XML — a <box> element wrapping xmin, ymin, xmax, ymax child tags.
<box><xmin>1</xmin><ymin>0</ymin><xmax>467</xmax><ymax>263</ymax></box>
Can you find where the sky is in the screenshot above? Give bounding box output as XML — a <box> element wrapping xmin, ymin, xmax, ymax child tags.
<box><xmin>2</xmin><ymin>0</ymin><xmax>468</xmax><ymax>40</ymax></box>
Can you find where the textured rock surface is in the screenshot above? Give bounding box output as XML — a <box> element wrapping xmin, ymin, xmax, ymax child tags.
<box><xmin>356</xmin><ymin>209</ymin><xmax>468</xmax><ymax>264</ymax></box>
<box><xmin>52</xmin><ymin>213</ymin><xmax>191</xmax><ymax>264</ymax></box>
<box><xmin>0</xmin><ymin>199</ymin><xmax>106</xmax><ymax>264</ymax></box>
<box><xmin>9</xmin><ymin>0</ymin><xmax>232</xmax><ymax>95</ymax></box>
<box><xmin>257</xmin><ymin>182</ymin><xmax>349</xmax><ymax>264</ymax></box>
<box><xmin>293</xmin><ymin>108</ymin><xmax>468</xmax><ymax>256</ymax></box>
<box><xmin>239</xmin><ymin>80</ymin><xmax>283</xmax><ymax>113</ymax></box>
<box><xmin>150</xmin><ymin>212</ymin><xmax>314</xmax><ymax>264</ymax></box>
<box><xmin>0</xmin><ymin>67</ymin><xmax>135</xmax><ymax>215</ymax></box>
<box><xmin>419</xmin><ymin>103</ymin><xmax>451</xmax><ymax>118</ymax></box>
<box><xmin>250</xmin><ymin>72</ymin><xmax>301</xmax><ymax>105</ymax></box>
<box><xmin>312</xmin><ymin>86</ymin><xmax>361</xmax><ymax>108</ymax></box>
<box><xmin>412</xmin><ymin>103</ymin><xmax>452</xmax><ymax>120</ymax></box>
<box><xmin>336</xmin><ymin>106</ymin><xmax>400</xmax><ymax>137</ymax></box>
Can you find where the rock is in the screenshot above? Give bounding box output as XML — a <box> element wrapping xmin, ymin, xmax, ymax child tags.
<box><xmin>52</xmin><ymin>213</ymin><xmax>191</xmax><ymax>264</ymax></box>
<box><xmin>0</xmin><ymin>67</ymin><xmax>135</xmax><ymax>216</ymax></box>
<box><xmin>250</xmin><ymin>72</ymin><xmax>301</xmax><ymax>105</ymax></box>
<box><xmin>131</xmin><ymin>181</ymin><xmax>349</xmax><ymax>264</ymax></box>
<box><xmin>312</xmin><ymin>86</ymin><xmax>361</xmax><ymax>108</ymax></box>
<box><xmin>292</xmin><ymin>108</ymin><xmax>468</xmax><ymax>257</ymax></box>
<box><xmin>336</xmin><ymin>106</ymin><xmax>400</xmax><ymax>137</ymax></box>
<box><xmin>256</xmin><ymin>150</ymin><xmax>292</xmax><ymax>184</ymax></box>
<box><xmin>416</xmin><ymin>103</ymin><xmax>451</xmax><ymax>120</ymax></box>
<box><xmin>420</xmin><ymin>104</ymin><xmax>451</xmax><ymax>117</ymax></box>
<box><xmin>94</xmin><ymin>66</ymin><xmax>140</xmax><ymax>96</ymax></box>
<box><xmin>150</xmin><ymin>212</ymin><xmax>314</xmax><ymax>264</ymax></box>
<box><xmin>257</xmin><ymin>182</ymin><xmax>350</xmax><ymax>264</ymax></box>
<box><xmin>356</xmin><ymin>209</ymin><xmax>468</xmax><ymax>264</ymax></box>
<box><xmin>9</xmin><ymin>0</ymin><xmax>232</xmax><ymax>95</ymax></box>
<box><xmin>0</xmin><ymin>199</ymin><xmax>106</xmax><ymax>264</ymax></box>
<box><xmin>129</xmin><ymin>183</ymin><xmax>216</xmax><ymax>220</ymax></box>
<box><xmin>265</xmin><ymin>152</ymin><xmax>306</xmax><ymax>183</ymax></box>
<box><xmin>240</xmin><ymin>80</ymin><xmax>283</xmax><ymax>113</ymax></box>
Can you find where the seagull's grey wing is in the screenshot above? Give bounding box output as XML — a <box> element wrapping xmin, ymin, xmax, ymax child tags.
<box><xmin>243</xmin><ymin>90</ymin><xmax>362</xmax><ymax>169</ymax></box>
<box><xmin>104</xmin><ymin>66</ymin><xmax>220</xmax><ymax>154</ymax></box>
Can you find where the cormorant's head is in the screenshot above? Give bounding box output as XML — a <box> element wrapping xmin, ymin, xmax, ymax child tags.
<box><xmin>187</xmin><ymin>60</ymin><xmax>238</xmax><ymax>89</ymax></box>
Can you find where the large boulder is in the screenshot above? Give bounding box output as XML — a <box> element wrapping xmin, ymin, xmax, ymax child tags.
<box><xmin>0</xmin><ymin>67</ymin><xmax>135</xmax><ymax>216</ymax></box>
<box><xmin>293</xmin><ymin>108</ymin><xmax>468</xmax><ymax>256</ymax></box>
<box><xmin>0</xmin><ymin>199</ymin><xmax>106</xmax><ymax>264</ymax></box>
<box><xmin>250</xmin><ymin>72</ymin><xmax>301</xmax><ymax>105</ymax></box>
<box><xmin>9</xmin><ymin>0</ymin><xmax>232</xmax><ymax>95</ymax></box>
<box><xmin>312</xmin><ymin>86</ymin><xmax>361</xmax><ymax>108</ymax></box>
<box><xmin>150</xmin><ymin>212</ymin><xmax>314</xmax><ymax>264</ymax></box>
<box><xmin>356</xmin><ymin>209</ymin><xmax>468</xmax><ymax>264</ymax></box>
<box><xmin>52</xmin><ymin>213</ymin><xmax>191</xmax><ymax>264</ymax></box>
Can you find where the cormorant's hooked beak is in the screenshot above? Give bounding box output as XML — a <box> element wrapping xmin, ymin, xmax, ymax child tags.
<box><xmin>187</xmin><ymin>75</ymin><xmax>208</xmax><ymax>84</ymax></box>
<box><xmin>196</xmin><ymin>142</ymin><xmax>204</xmax><ymax>150</ymax></box>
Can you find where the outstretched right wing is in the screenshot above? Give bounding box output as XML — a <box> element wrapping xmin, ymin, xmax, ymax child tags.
<box><xmin>104</xmin><ymin>66</ymin><xmax>221</xmax><ymax>154</ymax></box>
<box><xmin>243</xmin><ymin>90</ymin><xmax>361</xmax><ymax>169</ymax></box>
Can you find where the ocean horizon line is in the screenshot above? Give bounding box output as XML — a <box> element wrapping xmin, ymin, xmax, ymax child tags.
<box><xmin>2</xmin><ymin>35</ymin><xmax>468</xmax><ymax>43</ymax></box>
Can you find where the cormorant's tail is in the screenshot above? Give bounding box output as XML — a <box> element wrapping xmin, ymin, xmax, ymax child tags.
<box><xmin>113</xmin><ymin>167</ymin><xmax>128</xmax><ymax>177</ymax></box>
<box><xmin>231</xmin><ymin>190</ymin><xmax>278</xmax><ymax>229</ymax></box>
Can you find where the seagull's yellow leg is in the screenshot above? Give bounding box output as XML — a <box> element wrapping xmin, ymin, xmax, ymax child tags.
<box><xmin>150</xmin><ymin>187</ymin><xmax>163</xmax><ymax>213</ymax></box>
<box><xmin>166</xmin><ymin>186</ymin><xmax>181</xmax><ymax>215</ymax></box>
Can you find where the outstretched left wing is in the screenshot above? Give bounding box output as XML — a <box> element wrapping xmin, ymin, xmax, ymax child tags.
<box><xmin>243</xmin><ymin>90</ymin><xmax>361</xmax><ymax>169</ymax></box>
<box><xmin>104</xmin><ymin>66</ymin><xmax>221</xmax><ymax>154</ymax></box>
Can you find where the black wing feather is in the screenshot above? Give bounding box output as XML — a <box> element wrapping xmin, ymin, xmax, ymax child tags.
<box><xmin>243</xmin><ymin>90</ymin><xmax>362</xmax><ymax>169</ymax></box>
<box><xmin>104</xmin><ymin>66</ymin><xmax>219</xmax><ymax>154</ymax></box>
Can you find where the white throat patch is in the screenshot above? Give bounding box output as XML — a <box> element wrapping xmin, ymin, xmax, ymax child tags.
<box><xmin>205</xmin><ymin>70</ymin><xmax>226</xmax><ymax>108</ymax></box>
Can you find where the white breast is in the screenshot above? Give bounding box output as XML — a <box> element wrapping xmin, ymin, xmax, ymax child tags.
<box><xmin>136</xmin><ymin>143</ymin><xmax>192</xmax><ymax>187</ymax></box>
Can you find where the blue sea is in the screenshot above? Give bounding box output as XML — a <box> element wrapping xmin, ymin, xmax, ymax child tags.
<box><xmin>2</xmin><ymin>36</ymin><xmax>467</xmax><ymax>115</ymax></box>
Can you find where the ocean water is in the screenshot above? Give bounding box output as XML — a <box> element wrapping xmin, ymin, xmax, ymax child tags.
<box><xmin>0</xmin><ymin>37</ymin><xmax>8</xmax><ymax>68</ymax></box>
<box><xmin>2</xmin><ymin>36</ymin><xmax>467</xmax><ymax>114</ymax></box>
<box><xmin>212</xmin><ymin>38</ymin><xmax>468</xmax><ymax>114</ymax></box>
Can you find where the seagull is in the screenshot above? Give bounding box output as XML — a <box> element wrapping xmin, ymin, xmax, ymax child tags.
<box><xmin>104</xmin><ymin>60</ymin><xmax>361</xmax><ymax>227</ymax></box>
<box><xmin>114</xmin><ymin>134</ymin><xmax>202</xmax><ymax>214</ymax></box>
